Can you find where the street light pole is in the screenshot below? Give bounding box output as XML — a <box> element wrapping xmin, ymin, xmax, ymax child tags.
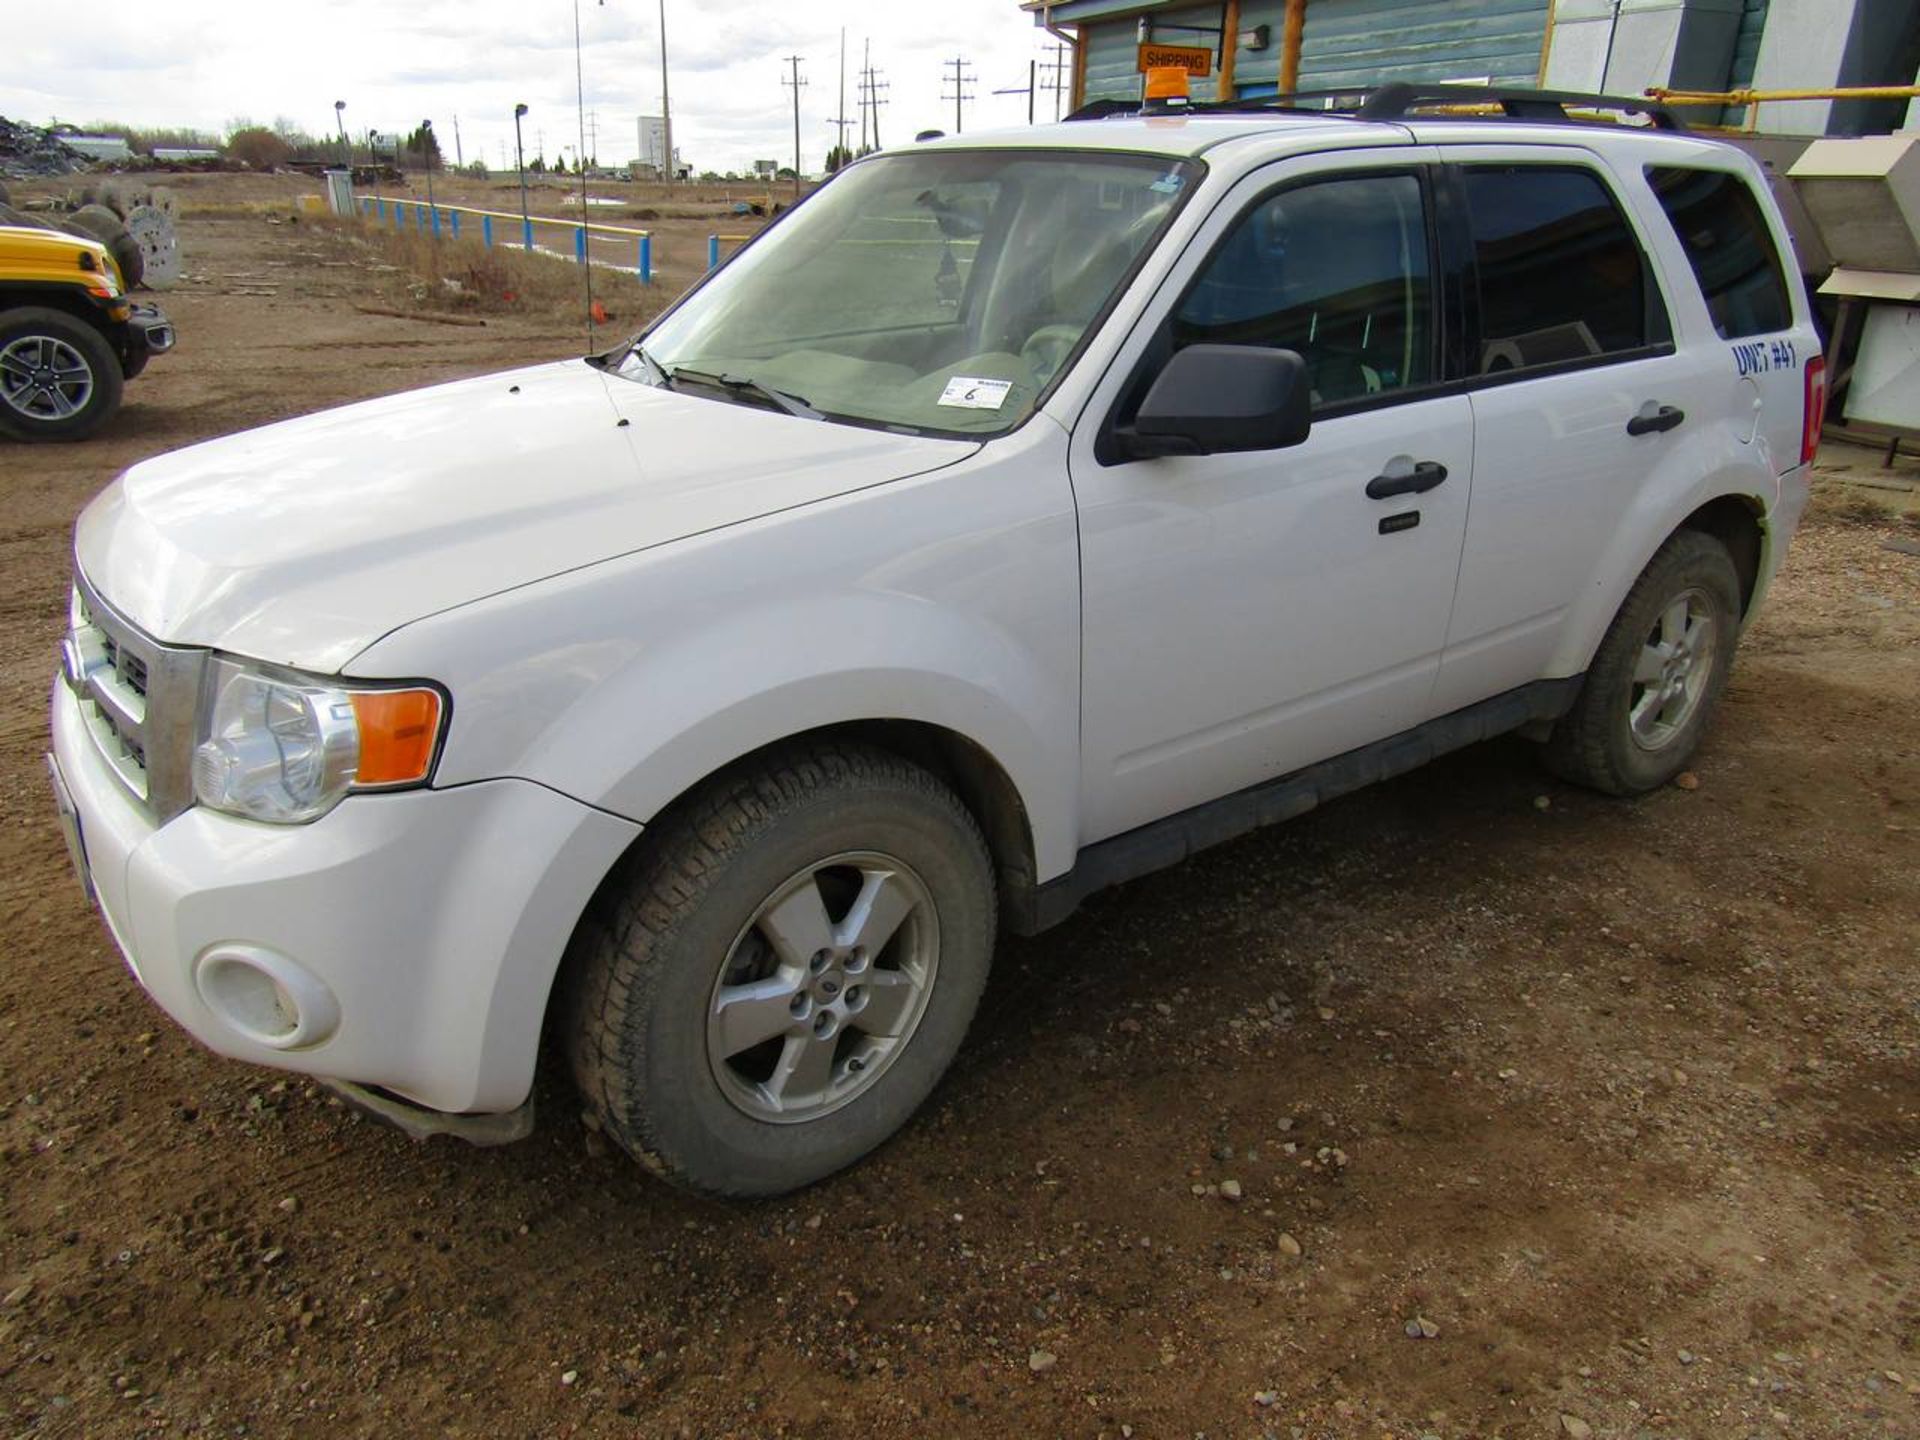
<box><xmin>514</xmin><ymin>103</ymin><xmax>530</xmax><ymax>250</ymax></box>
<box><xmin>333</xmin><ymin>100</ymin><xmax>349</xmax><ymax>168</ymax></box>
<box><xmin>420</xmin><ymin>119</ymin><xmax>436</xmax><ymax>229</ymax></box>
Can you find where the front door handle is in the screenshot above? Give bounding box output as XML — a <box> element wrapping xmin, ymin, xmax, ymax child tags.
<box><xmin>1365</xmin><ymin>459</ymin><xmax>1448</xmax><ymax>500</ymax></box>
<box><xmin>1626</xmin><ymin>403</ymin><xmax>1686</xmax><ymax>437</ymax></box>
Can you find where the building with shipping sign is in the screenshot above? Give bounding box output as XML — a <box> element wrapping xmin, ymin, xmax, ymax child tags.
<box><xmin>1024</xmin><ymin>0</ymin><xmax>1919</xmax><ymax>136</ymax></box>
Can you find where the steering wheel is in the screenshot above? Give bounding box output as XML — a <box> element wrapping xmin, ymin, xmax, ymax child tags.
<box><xmin>1020</xmin><ymin>324</ymin><xmax>1083</xmax><ymax>385</ymax></box>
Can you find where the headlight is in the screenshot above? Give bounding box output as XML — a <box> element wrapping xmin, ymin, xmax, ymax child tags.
<box><xmin>192</xmin><ymin>657</ymin><xmax>446</xmax><ymax>824</ymax></box>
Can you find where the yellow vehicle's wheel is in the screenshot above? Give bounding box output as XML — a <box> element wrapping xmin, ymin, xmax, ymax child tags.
<box><xmin>0</xmin><ymin>308</ymin><xmax>123</xmax><ymax>443</ymax></box>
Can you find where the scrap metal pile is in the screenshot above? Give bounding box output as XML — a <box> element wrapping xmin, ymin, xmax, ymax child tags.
<box><xmin>0</xmin><ymin>116</ymin><xmax>84</xmax><ymax>179</ymax></box>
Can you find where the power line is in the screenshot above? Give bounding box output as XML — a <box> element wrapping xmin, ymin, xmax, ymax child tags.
<box><xmin>941</xmin><ymin>55</ymin><xmax>977</xmax><ymax>134</ymax></box>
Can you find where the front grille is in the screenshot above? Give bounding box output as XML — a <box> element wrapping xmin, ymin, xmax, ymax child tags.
<box><xmin>63</xmin><ymin>574</ymin><xmax>205</xmax><ymax>823</ymax></box>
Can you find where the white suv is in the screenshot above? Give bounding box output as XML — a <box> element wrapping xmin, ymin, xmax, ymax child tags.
<box><xmin>49</xmin><ymin>86</ymin><xmax>1823</xmax><ymax>1195</ymax></box>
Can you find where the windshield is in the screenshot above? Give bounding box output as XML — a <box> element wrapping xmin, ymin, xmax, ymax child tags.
<box><xmin>621</xmin><ymin>149</ymin><xmax>1199</xmax><ymax>436</ymax></box>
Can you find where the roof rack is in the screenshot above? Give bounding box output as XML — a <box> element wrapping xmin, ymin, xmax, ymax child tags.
<box><xmin>1066</xmin><ymin>82</ymin><xmax>1686</xmax><ymax>132</ymax></box>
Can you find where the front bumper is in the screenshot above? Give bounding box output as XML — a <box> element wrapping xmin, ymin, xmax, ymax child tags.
<box><xmin>125</xmin><ymin>302</ymin><xmax>174</xmax><ymax>356</ymax></box>
<box><xmin>50</xmin><ymin>677</ymin><xmax>639</xmax><ymax>1116</ymax></box>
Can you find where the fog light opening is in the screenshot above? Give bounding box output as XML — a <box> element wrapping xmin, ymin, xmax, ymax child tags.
<box><xmin>193</xmin><ymin>945</ymin><xmax>340</xmax><ymax>1050</ymax></box>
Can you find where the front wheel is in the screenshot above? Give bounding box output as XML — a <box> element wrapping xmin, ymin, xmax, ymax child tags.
<box><xmin>0</xmin><ymin>307</ymin><xmax>124</xmax><ymax>442</ymax></box>
<box><xmin>564</xmin><ymin>742</ymin><xmax>996</xmax><ymax>1196</ymax></box>
<box><xmin>1544</xmin><ymin>529</ymin><xmax>1742</xmax><ymax>795</ymax></box>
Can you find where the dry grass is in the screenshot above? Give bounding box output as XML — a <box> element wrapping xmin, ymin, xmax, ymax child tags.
<box><xmin>311</xmin><ymin>216</ymin><xmax>662</xmax><ymax>329</ymax></box>
<box><xmin>1808</xmin><ymin>476</ymin><xmax>1920</xmax><ymax>527</ymax></box>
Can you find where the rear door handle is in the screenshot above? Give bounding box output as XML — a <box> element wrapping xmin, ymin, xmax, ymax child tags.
<box><xmin>1365</xmin><ymin>460</ymin><xmax>1448</xmax><ymax>500</ymax></box>
<box><xmin>1626</xmin><ymin>403</ymin><xmax>1686</xmax><ymax>437</ymax></box>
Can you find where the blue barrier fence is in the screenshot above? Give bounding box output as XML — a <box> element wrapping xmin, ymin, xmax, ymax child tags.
<box><xmin>707</xmin><ymin>233</ymin><xmax>751</xmax><ymax>272</ymax></box>
<box><xmin>359</xmin><ymin>195</ymin><xmax>654</xmax><ymax>283</ymax></box>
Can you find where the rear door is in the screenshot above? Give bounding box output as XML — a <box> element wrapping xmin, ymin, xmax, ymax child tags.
<box><xmin>1431</xmin><ymin>147</ymin><xmax>1708</xmax><ymax>712</ymax></box>
<box><xmin>1641</xmin><ymin>159</ymin><xmax>1816</xmax><ymax>474</ymax></box>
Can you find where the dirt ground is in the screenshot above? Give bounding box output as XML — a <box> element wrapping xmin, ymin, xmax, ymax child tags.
<box><xmin>1</xmin><ymin>187</ymin><xmax>1916</xmax><ymax>1440</ymax></box>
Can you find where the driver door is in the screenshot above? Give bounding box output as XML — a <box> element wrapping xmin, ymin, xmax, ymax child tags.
<box><xmin>1070</xmin><ymin>154</ymin><xmax>1474</xmax><ymax>845</ymax></box>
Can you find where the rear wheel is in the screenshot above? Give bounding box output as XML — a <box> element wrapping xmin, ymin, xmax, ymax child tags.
<box><xmin>0</xmin><ymin>307</ymin><xmax>123</xmax><ymax>442</ymax></box>
<box><xmin>565</xmin><ymin>742</ymin><xmax>996</xmax><ymax>1196</ymax></box>
<box><xmin>1544</xmin><ymin>529</ymin><xmax>1741</xmax><ymax>795</ymax></box>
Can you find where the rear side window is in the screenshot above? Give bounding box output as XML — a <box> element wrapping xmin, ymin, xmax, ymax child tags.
<box><xmin>1461</xmin><ymin>165</ymin><xmax>1670</xmax><ymax>375</ymax></box>
<box><xmin>1646</xmin><ymin>165</ymin><xmax>1793</xmax><ymax>339</ymax></box>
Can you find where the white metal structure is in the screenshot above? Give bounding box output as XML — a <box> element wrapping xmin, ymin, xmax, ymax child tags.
<box><xmin>49</xmin><ymin>96</ymin><xmax>1820</xmax><ymax>1194</ymax></box>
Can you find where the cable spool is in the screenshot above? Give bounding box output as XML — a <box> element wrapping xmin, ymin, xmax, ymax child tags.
<box><xmin>126</xmin><ymin>205</ymin><xmax>180</xmax><ymax>289</ymax></box>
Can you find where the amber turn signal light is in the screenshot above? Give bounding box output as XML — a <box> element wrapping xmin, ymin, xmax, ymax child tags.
<box><xmin>349</xmin><ymin>688</ymin><xmax>444</xmax><ymax>786</ymax></box>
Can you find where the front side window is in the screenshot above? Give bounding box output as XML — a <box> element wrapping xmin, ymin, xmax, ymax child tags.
<box><xmin>1646</xmin><ymin>165</ymin><xmax>1792</xmax><ymax>339</ymax></box>
<box><xmin>623</xmin><ymin>149</ymin><xmax>1198</xmax><ymax>436</ymax></box>
<box><xmin>1172</xmin><ymin>172</ymin><xmax>1433</xmax><ymax>407</ymax></box>
<box><xmin>1462</xmin><ymin>165</ymin><xmax>1669</xmax><ymax>375</ymax></box>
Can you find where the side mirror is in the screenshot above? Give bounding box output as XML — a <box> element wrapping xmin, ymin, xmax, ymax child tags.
<box><xmin>1117</xmin><ymin>344</ymin><xmax>1311</xmax><ymax>459</ymax></box>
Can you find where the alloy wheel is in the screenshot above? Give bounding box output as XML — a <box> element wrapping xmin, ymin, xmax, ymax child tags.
<box><xmin>0</xmin><ymin>335</ymin><xmax>95</xmax><ymax>423</ymax></box>
<box><xmin>1628</xmin><ymin>586</ymin><xmax>1718</xmax><ymax>751</ymax></box>
<box><xmin>706</xmin><ymin>851</ymin><xmax>939</xmax><ymax>1124</ymax></box>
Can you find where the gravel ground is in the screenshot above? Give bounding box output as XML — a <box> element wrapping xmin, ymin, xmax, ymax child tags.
<box><xmin>0</xmin><ymin>197</ymin><xmax>1915</xmax><ymax>1440</ymax></box>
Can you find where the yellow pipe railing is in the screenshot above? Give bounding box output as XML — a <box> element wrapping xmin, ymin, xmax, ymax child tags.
<box><xmin>1645</xmin><ymin>83</ymin><xmax>1920</xmax><ymax>133</ymax></box>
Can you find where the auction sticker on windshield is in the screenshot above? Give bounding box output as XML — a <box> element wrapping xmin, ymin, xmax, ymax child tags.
<box><xmin>938</xmin><ymin>377</ymin><xmax>1013</xmax><ymax>410</ymax></box>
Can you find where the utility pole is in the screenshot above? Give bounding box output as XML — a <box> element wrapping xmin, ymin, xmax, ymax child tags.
<box><xmin>452</xmin><ymin>113</ymin><xmax>464</xmax><ymax>168</ymax></box>
<box><xmin>858</xmin><ymin>38</ymin><xmax>871</xmax><ymax>152</ymax></box>
<box><xmin>826</xmin><ymin>27</ymin><xmax>853</xmax><ymax>170</ymax></box>
<box><xmin>993</xmin><ymin>60</ymin><xmax>1037</xmax><ymax>124</ymax></box>
<box><xmin>942</xmin><ymin>55</ymin><xmax>976</xmax><ymax>134</ymax></box>
<box><xmin>781</xmin><ymin>54</ymin><xmax>807</xmax><ymax>200</ymax></box>
<box><xmin>1041</xmin><ymin>42</ymin><xmax>1071</xmax><ymax>120</ymax></box>
<box><xmin>658</xmin><ymin>0</ymin><xmax>674</xmax><ymax>184</ymax></box>
<box><xmin>860</xmin><ymin>58</ymin><xmax>889</xmax><ymax>150</ymax></box>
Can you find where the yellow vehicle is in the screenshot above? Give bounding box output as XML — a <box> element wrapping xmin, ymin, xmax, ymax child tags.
<box><xmin>0</xmin><ymin>224</ymin><xmax>173</xmax><ymax>441</ymax></box>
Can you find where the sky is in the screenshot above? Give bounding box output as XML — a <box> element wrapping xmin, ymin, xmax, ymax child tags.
<box><xmin>4</xmin><ymin>0</ymin><xmax>1074</xmax><ymax>176</ymax></box>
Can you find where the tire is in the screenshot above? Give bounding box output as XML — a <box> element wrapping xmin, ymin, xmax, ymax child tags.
<box><xmin>0</xmin><ymin>307</ymin><xmax>124</xmax><ymax>442</ymax></box>
<box><xmin>1544</xmin><ymin>529</ymin><xmax>1742</xmax><ymax>795</ymax></box>
<box><xmin>565</xmin><ymin>742</ymin><xmax>997</xmax><ymax>1197</ymax></box>
<box><xmin>63</xmin><ymin>206</ymin><xmax>144</xmax><ymax>288</ymax></box>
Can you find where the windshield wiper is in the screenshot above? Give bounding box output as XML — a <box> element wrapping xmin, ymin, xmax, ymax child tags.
<box><xmin>667</xmin><ymin>366</ymin><xmax>822</xmax><ymax>421</ymax></box>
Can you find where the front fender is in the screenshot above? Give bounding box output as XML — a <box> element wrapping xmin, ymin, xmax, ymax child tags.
<box><xmin>350</xmin><ymin>437</ymin><xmax>1084</xmax><ymax>882</ymax></box>
<box><xmin>518</xmin><ymin>590</ymin><xmax>1077</xmax><ymax>879</ymax></box>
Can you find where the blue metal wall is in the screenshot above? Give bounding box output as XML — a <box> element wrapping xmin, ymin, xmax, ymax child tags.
<box><xmin>1229</xmin><ymin>0</ymin><xmax>1291</xmax><ymax>91</ymax></box>
<box><xmin>1070</xmin><ymin>0</ymin><xmax>1558</xmax><ymax>104</ymax></box>
<box><xmin>1295</xmin><ymin>0</ymin><xmax>1552</xmax><ymax>91</ymax></box>
<box><xmin>1081</xmin><ymin>2</ymin><xmax>1230</xmax><ymax>103</ymax></box>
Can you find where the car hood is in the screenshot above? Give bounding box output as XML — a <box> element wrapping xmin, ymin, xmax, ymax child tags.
<box><xmin>75</xmin><ymin>359</ymin><xmax>976</xmax><ymax>672</ymax></box>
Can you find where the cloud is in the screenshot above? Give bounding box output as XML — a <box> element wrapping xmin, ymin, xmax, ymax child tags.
<box><xmin>2</xmin><ymin>0</ymin><xmax>1070</xmax><ymax>173</ymax></box>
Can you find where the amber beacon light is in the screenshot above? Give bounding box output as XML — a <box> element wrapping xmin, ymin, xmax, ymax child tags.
<box><xmin>1144</xmin><ymin>67</ymin><xmax>1192</xmax><ymax>107</ymax></box>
